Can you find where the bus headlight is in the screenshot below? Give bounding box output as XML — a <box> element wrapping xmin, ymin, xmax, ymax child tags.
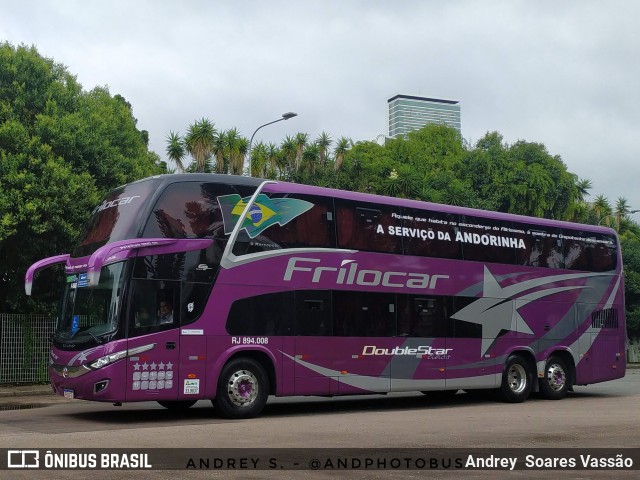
<box><xmin>90</xmin><ymin>350</ymin><xmax>127</xmax><ymax>370</ymax></box>
<box><xmin>89</xmin><ymin>343</ymin><xmax>156</xmax><ymax>370</ymax></box>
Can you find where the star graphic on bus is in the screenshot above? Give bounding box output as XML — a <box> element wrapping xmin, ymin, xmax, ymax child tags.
<box><xmin>452</xmin><ymin>267</ymin><xmax>588</xmax><ymax>356</ymax></box>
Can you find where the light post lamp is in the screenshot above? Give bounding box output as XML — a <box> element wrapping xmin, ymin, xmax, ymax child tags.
<box><xmin>247</xmin><ymin>112</ymin><xmax>297</xmax><ymax>176</ymax></box>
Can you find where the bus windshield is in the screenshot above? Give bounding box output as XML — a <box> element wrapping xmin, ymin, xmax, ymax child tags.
<box><xmin>55</xmin><ymin>262</ymin><xmax>127</xmax><ymax>347</ymax></box>
<box><xmin>73</xmin><ymin>180</ymin><xmax>155</xmax><ymax>258</ymax></box>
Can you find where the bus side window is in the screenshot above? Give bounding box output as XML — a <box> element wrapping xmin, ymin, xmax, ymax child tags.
<box><xmin>336</xmin><ymin>200</ymin><xmax>402</xmax><ymax>254</ymax></box>
<box><xmin>296</xmin><ymin>292</ymin><xmax>332</xmax><ymax>336</ymax></box>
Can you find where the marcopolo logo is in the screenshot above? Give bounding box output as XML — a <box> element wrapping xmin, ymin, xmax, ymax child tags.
<box><xmin>283</xmin><ymin>257</ymin><xmax>449</xmax><ymax>290</ymax></box>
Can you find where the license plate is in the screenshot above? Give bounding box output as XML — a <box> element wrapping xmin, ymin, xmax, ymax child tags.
<box><xmin>63</xmin><ymin>388</ymin><xmax>75</xmax><ymax>399</ymax></box>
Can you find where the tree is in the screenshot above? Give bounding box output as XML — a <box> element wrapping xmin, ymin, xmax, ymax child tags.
<box><xmin>294</xmin><ymin>132</ymin><xmax>309</xmax><ymax>172</ymax></box>
<box><xmin>184</xmin><ymin>118</ymin><xmax>216</xmax><ymax>173</ymax></box>
<box><xmin>316</xmin><ymin>131</ymin><xmax>332</xmax><ymax>166</ymax></box>
<box><xmin>165</xmin><ymin>131</ymin><xmax>186</xmax><ymax>172</ymax></box>
<box><xmin>280</xmin><ymin>135</ymin><xmax>297</xmax><ymax>175</ymax></box>
<box><xmin>0</xmin><ymin>42</ymin><xmax>162</xmax><ymax>313</ymax></box>
<box><xmin>333</xmin><ymin>137</ymin><xmax>352</xmax><ymax>172</ymax></box>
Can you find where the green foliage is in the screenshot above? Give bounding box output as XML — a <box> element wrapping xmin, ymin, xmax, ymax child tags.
<box><xmin>0</xmin><ymin>42</ymin><xmax>163</xmax><ymax>313</ymax></box>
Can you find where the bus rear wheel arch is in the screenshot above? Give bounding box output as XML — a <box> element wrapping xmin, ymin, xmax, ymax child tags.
<box><xmin>213</xmin><ymin>357</ymin><xmax>270</xmax><ymax>419</ymax></box>
<box><xmin>498</xmin><ymin>354</ymin><xmax>533</xmax><ymax>403</ymax></box>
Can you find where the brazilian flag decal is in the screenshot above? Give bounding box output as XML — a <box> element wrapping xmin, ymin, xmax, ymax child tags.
<box><xmin>217</xmin><ymin>194</ymin><xmax>314</xmax><ymax>238</ymax></box>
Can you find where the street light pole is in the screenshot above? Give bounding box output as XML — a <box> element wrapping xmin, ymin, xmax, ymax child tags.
<box><xmin>247</xmin><ymin>112</ymin><xmax>297</xmax><ymax>176</ymax></box>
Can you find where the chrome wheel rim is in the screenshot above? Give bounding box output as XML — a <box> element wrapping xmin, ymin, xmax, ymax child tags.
<box><xmin>546</xmin><ymin>363</ymin><xmax>566</xmax><ymax>392</ymax></box>
<box><xmin>507</xmin><ymin>363</ymin><xmax>527</xmax><ymax>394</ymax></box>
<box><xmin>227</xmin><ymin>369</ymin><xmax>258</xmax><ymax>407</ymax></box>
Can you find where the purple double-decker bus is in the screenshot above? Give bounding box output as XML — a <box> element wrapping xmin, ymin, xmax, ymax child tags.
<box><xmin>25</xmin><ymin>174</ymin><xmax>626</xmax><ymax>418</ymax></box>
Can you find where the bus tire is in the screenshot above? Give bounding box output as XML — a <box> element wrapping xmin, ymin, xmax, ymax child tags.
<box><xmin>214</xmin><ymin>357</ymin><xmax>269</xmax><ymax>419</ymax></box>
<box><xmin>157</xmin><ymin>400</ymin><xmax>197</xmax><ymax>410</ymax></box>
<box><xmin>498</xmin><ymin>355</ymin><xmax>532</xmax><ymax>403</ymax></box>
<box><xmin>539</xmin><ymin>355</ymin><xmax>569</xmax><ymax>400</ymax></box>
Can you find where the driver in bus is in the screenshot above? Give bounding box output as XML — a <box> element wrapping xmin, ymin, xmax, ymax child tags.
<box><xmin>158</xmin><ymin>300</ymin><xmax>174</xmax><ymax>324</ymax></box>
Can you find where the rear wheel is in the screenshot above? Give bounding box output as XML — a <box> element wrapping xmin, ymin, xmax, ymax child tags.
<box><xmin>157</xmin><ymin>400</ymin><xmax>197</xmax><ymax>410</ymax></box>
<box><xmin>539</xmin><ymin>356</ymin><xmax>569</xmax><ymax>400</ymax></box>
<box><xmin>498</xmin><ymin>355</ymin><xmax>532</xmax><ymax>403</ymax></box>
<box><xmin>213</xmin><ymin>358</ymin><xmax>269</xmax><ymax>419</ymax></box>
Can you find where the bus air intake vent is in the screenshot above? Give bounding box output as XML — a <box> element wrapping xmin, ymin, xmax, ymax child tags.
<box><xmin>591</xmin><ymin>308</ymin><xmax>618</xmax><ymax>329</ymax></box>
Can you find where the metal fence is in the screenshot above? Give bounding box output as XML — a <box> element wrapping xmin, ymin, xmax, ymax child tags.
<box><xmin>0</xmin><ymin>314</ymin><xmax>54</xmax><ymax>384</ymax></box>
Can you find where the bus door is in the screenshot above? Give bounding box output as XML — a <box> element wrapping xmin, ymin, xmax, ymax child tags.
<box><xmin>125</xmin><ymin>279</ymin><xmax>181</xmax><ymax>402</ymax></box>
<box><xmin>391</xmin><ymin>296</ymin><xmax>447</xmax><ymax>392</ymax></box>
<box><xmin>177</xmin><ymin>282</ymin><xmax>212</xmax><ymax>401</ymax></box>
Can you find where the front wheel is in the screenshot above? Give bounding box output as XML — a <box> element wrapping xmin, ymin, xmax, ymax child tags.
<box><xmin>539</xmin><ymin>356</ymin><xmax>569</xmax><ymax>400</ymax></box>
<box><xmin>213</xmin><ymin>358</ymin><xmax>269</xmax><ymax>419</ymax></box>
<box><xmin>498</xmin><ymin>355</ymin><xmax>532</xmax><ymax>403</ymax></box>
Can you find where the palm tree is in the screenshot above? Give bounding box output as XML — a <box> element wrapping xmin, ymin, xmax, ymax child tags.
<box><xmin>226</xmin><ymin>128</ymin><xmax>244</xmax><ymax>175</ymax></box>
<box><xmin>592</xmin><ymin>194</ymin><xmax>612</xmax><ymax>226</ymax></box>
<box><xmin>316</xmin><ymin>131</ymin><xmax>332</xmax><ymax>166</ymax></box>
<box><xmin>250</xmin><ymin>141</ymin><xmax>268</xmax><ymax>177</ymax></box>
<box><xmin>184</xmin><ymin>118</ymin><xmax>216</xmax><ymax>173</ymax></box>
<box><xmin>165</xmin><ymin>131</ymin><xmax>186</xmax><ymax>173</ymax></box>
<box><xmin>212</xmin><ymin>130</ymin><xmax>227</xmax><ymax>174</ymax></box>
<box><xmin>281</xmin><ymin>135</ymin><xmax>297</xmax><ymax>174</ymax></box>
<box><xmin>294</xmin><ymin>132</ymin><xmax>309</xmax><ymax>172</ymax></box>
<box><xmin>265</xmin><ymin>142</ymin><xmax>280</xmax><ymax>179</ymax></box>
<box><xmin>576</xmin><ymin>178</ymin><xmax>593</xmax><ymax>202</ymax></box>
<box><xmin>615</xmin><ymin>197</ymin><xmax>632</xmax><ymax>231</ymax></box>
<box><xmin>333</xmin><ymin>137</ymin><xmax>352</xmax><ymax>172</ymax></box>
<box><xmin>301</xmin><ymin>142</ymin><xmax>320</xmax><ymax>175</ymax></box>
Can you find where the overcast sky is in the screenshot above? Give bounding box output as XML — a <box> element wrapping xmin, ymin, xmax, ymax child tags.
<box><xmin>3</xmin><ymin>1</ymin><xmax>639</xmax><ymax>217</ymax></box>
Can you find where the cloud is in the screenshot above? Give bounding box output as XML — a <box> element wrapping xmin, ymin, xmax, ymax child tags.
<box><xmin>2</xmin><ymin>0</ymin><xmax>639</xmax><ymax>214</ymax></box>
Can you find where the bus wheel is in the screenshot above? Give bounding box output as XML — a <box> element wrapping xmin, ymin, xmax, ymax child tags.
<box><xmin>214</xmin><ymin>358</ymin><xmax>269</xmax><ymax>419</ymax></box>
<box><xmin>539</xmin><ymin>356</ymin><xmax>569</xmax><ymax>400</ymax></box>
<box><xmin>498</xmin><ymin>355</ymin><xmax>532</xmax><ymax>403</ymax></box>
<box><xmin>157</xmin><ymin>400</ymin><xmax>197</xmax><ymax>410</ymax></box>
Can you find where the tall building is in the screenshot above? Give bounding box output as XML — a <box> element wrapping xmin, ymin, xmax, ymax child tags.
<box><xmin>388</xmin><ymin>94</ymin><xmax>461</xmax><ymax>138</ymax></box>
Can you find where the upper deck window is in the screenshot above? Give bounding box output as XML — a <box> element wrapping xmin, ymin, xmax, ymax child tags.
<box><xmin>73</xmin><ymin>180</ymin><xmax>155</xmax><ymax>257</ymax></box>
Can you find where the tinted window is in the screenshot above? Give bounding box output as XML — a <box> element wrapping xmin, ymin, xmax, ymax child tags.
<box><xmin>232</xmin><ymin>194</ymin><xmax>335</xmax><ymax>255</ymax></box>
<box><xmin>459</xmin><ymin>216</ymin><xmax>521</xmax><ymax>264</ymax></box>
<box><xmin>397</xmin><ymin>295</ymin><xmax>452</xmax><ymax>338</ymax></box>
<box><xmin>336</xmin><ymin>200</ymin><xmax>402</xmax><ymax>254</ymax></box>
<box><xmin>74</xmin><ymin>180</ymin><xmax>155</xmax><ymax>257</ymax></box>
<box><xmin>402</xmin><ymin>209</ymin><xmax>462</xmax><ymax>260</ymax></box>
<box><xmin>562</xmin><ymin>231</ymin><xmax>617</xmax><ymax>272</ymax></box>
<box><xmin>333</xmin><ymin>291</ymin><xmax>396</xmax><ymax>337</ymax></box>
<box><xmin>296</xmin><ymin>291</ymin><xmax>332</xmax><ymax>336</ymax></box>
<box><xmin>143</xmin><ymin>182</ymin><xmax>254</xmax><ymax>239</ymax></box>
<box><xmin>226</xmin><ymin>292</ymin><xmax>295</xmax><ymax>336</ymax></box>
<box><xmin>132</xmin><ymin>248</ymin><xmax>223</xmax><ymax>283</ymax></box>
<box><xmin>516</xmin><ymin>225</ymin><xmax>564</xmax><ymax>269</ymax></box>
<box><xmin>128</xmin><ymin>279</ymin><xmax>179</xmax><ymax>336</ymax></box>
<box><xmin>451</xmin><ymin>296</ymin><xmax>483</xmax><ymax>338</ymax></box>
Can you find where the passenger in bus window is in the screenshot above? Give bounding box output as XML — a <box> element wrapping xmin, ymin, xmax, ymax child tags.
<box><xmin>158</xmin><ymin>300</ymin><xmax>174</xmax><ymax>324</ymax></box>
